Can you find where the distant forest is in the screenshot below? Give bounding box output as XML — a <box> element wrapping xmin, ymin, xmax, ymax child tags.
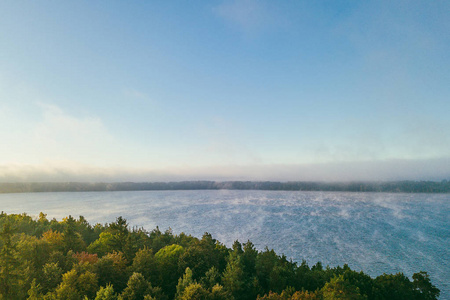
<box><xmin>0</xmin><ymin>180</ymin><xmax>449</xmax><ymax>194</ymax></box>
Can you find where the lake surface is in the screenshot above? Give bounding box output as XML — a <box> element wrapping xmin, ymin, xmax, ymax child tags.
<box><xmin>0</xmin><ymin>190</ymin><xmax>448</xmax><ymax>298</ymax></box>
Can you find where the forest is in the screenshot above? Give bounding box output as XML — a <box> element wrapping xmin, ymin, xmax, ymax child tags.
<box><xmin>1</xmin><ymin>180</ymin><xmax>450</xmax><ymax>194</ymax></box>
<box><xmin>0</xmin><ymin>212</ymin><xmax>440</xmax><ymax>300</ymax></box>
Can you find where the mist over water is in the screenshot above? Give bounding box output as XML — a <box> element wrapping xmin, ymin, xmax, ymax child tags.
<box><xmin>0</xmin><ymin>190</ymin><xmax>448</xmax><ymax>298</ymax></box>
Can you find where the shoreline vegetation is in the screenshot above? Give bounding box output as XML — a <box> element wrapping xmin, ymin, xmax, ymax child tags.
<box><xmin>0</xmin><ymin>180</ymin><xmax>449</xmax><ymax>194</ymax></box>
<box><xmin>0</xmin><ymin>212</ymin><xmax>440</xmax><ymax>300</ymax></box>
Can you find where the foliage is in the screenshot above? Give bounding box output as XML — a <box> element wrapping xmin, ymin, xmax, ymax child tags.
<box><xmin>0</xmin><ymin>212</ymin><xmax>440</xmax><ymax>300</ymax></box>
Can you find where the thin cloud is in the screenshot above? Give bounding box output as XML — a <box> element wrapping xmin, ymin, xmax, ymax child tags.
<box><xmin>33</xmin><ymin>103</ymin><xmax>117</xmax><ymax>164</ymax></box>
<box><xmin>0</xmin><ymin>102</ymin><xmax>139</xmax><ymax>167</ymax></box>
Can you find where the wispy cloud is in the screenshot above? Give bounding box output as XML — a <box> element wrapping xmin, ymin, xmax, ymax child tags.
<box><xmin>0</xmin><ymin>102</ymin><xmax>138</xmax><ymax>167</ymax></box>
<box><xmin>32</xmin><ymin>103</ymin><xmax>119</xmax><ymax>164</ymax></box>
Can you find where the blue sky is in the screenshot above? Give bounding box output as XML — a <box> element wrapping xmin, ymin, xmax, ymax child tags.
<box><xmin>0</xmin><ymin>0</ymin><xmax>449</xmax><ymax>181</ymax></box>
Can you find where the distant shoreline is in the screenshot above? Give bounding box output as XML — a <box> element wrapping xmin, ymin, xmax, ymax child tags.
<box><xmin>0</xmin><ymin>180</ymin><xmax>449</xmax><ymax>194</ymax></box>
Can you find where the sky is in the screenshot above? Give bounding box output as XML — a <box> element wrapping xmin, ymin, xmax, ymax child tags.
<box><xmin>0</xmin><ymin>0</ymin><xmax>449</xmax><ymax>182</ymax></box>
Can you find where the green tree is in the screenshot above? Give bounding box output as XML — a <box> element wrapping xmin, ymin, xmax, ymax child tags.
<box><xmin>62</xmin><ymin>216</ymin><xmax>85</xmax><ymax>253</ymax></box>
<box><xmin>221</xmin><ymin>250</ymin><xmax>245</xmax><ymax>300</ymax></box>
<box><xmin>200</xmin><ymin>266</ymin><xmax>221</xmax><ymax>290</ymax></box>
<box><xmin>54</xmin><ymin>269</ymin><xmax>82</xmax><ymax>300</ymax></box>
<box><xmin>94</xmin><ymin>251</ymin><xmax>128</xmax><ymax>293</ymax></box>
<box><xmin>53</xmin><ymin>269</ymin><xmax>98</xmax><ymax>300</ymax></box>
<box><xmin>27</xmin><ymin>279</ymin><xmax>44</xmax><ymax>300</ymax></box>
<box><xmin>77</xmin><ymin>271</ymin><xmax>98</xmax><ymax>299</ymax></box>
<box><xmin>0</xmin><ymin>223</ymin><xmax>21</xmax><ymax>299</ymax></box>
<box><xmin>175</xmin><ymin>268</ymin><xmax>195</xmax><ymax>299</ymax></box>
<box><xmin>148</xmin><ymin>227</ymin><xmax>176</xmax><ymax>253</ymax></box>
<box><xmin>108</xmin><ymin>217</ymin><xmax>129</xmax><ymax>257</ymax></box>
<box><xmin>16</xmin><ymin>234</ymin><xmax>51</xmax><ymax>283</ymax></box>
<box><xmin>290</xmin><ymin>290</ymin><xmax>320</xmax><ymax>300</ymax></box>
<box><xmin>210</xmin><ymin>284</ymin><xmax>232</xmax><ymax>300</ymax></box>
<box><xmin>130</xmin><ymin>247</ymin><xmax>157</xmax><ymax>284</ymax></box>
<box><xmin>321</xmin><ymin>274</ymin><xmax>367</xmax><ymax>300</ymax></box>
<box><xmin>88</xmin><ymin>232</ymin><xmax>115</xmax><ymax>256</ymax></box>
<box><xmin>74</xmin><ymin>216</ymin><xmax>98</xmax><ymax>246</ymax></box>
<box><xmin>256</xmin><ymin>248</ymin><xmax>278</xmax><ymax>293</ymax></box>
<box><xmin>94</xmin><ymin>284</ymin><xmax>117</xmax><ymax>300</ymax></box>
<box><xmin>178</xmin><ymin>233</ymin><xmax>227</xmax><ymax>281</ymax></box>
<box><xmin>242</xmin><ymin>241</ymin><xmax>258</xmax><ymax>277</ymax></box>
<box><xmin>120</xmin><ymin>272</ymin><xmax>151</xmax><ymax>300</ymax></box>
<box><xmin>412</xmin><ymin>271</ymin><xmax>440</xmax><ymax>300</ymax></box>
<box><xmin>179</xmin><ymin>283</ymin><xmax>209</xmax><ymax>300</ymax></box>
<box><xmin>155</xmin><ymin>244</ymin><xmax>184</xmax><ymax>297</ymax></box>
<box><xmin>41</xmin><ymin>230</ymin><xmax>64</xmax><ymax>253</ymax></box>
<box><xmin>40</xmin><ymin>262</ymin><xmax>64</xmax><ymax>294</ymax></box>
<box><xmin>340</xmin><ymin>269</ymin><xmax>374</xmax><ymax>300</ymax></box>
<box><xmin>374</xmin><ymin>273</ymin><xmax>415</xmax><ymax>300</ymax></box>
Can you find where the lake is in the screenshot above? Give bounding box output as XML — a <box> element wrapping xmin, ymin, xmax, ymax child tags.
<box><xmin>0</xmin><ymin>190</ymin><xmax>448</xmax><ymax>298</ymax></box>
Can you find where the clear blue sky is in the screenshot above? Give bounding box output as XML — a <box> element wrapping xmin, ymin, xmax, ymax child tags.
<box><xmin>1</xmin><ymin>1</ymin><xmax>449</xmax><ymax>181</ymax></box>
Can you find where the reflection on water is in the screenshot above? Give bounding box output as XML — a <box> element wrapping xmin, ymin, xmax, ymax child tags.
<box><xmin>0</xmin><ymin>190</ymin><xmax>448</xmax><ymax>297</ymax></box>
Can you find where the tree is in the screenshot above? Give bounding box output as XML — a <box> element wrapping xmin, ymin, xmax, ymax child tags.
<box><xmin>210</xmin><ymin>284</ymin><xmax>232</xmax><ymax>300</ymax></box>
<box><xmin>27</xmin><ymin>279</ymin><xmax>44</xmax><ymax>300</ymax></box>
<box><xmin>321</xmin><ymin>275</ymin><xmax>367</xmax><ymax>300</ymax></box>
<box><xmin>0</xmin><ymin>223</ymin><xmax>21</xmax><ymax>299</ymax></box>
<box><xmin>290</xmin><ymin>290</ymin><xmax>320</xmax><ymax>300</ymax></box>
<box><xmin>53</xmin><ymin>269</ymin><xmax>98</xmax><ymax>300</ymax></box>
<box><xmin>374</xmin><ymin>273</ymin><xmax>415</xmax><ymax>300</ymax></box>
<box><xmin>77</xmin><ymin>271</ymin><xmax>98</xmax><ymax>299</ymax></box>
<box><xmin>108</xmin><ymin>217</ymin><xmax>129</xmax><ymax>256</ymax></box>
<box><xmin>179</xmin><ymin>283</ymin><xmax>209</xmax><ymax>300</ymax></box>
<box><xmin>256</xmin><ymin>248</ymin><xmax>278</xmax><ymax>293</ymax></box>
<box><xmin>62</xmin><ymin>216</ymin><xmax>85</xmax><ymax>253</ymax></box>
<box><xmin>155</xmin><ymin>244</ymin><xmax>184</xmax><ymax>297</ymax></box>
<box><xmin>222</xmin><ymin>251</ymin><xmax>245</xmax><ymax>300</ymax></box>
<box><xmin>175</xmin><ymin>268</ymin><xmax>195</xmax><ymax>299</ymax></box>
<box><xmin>94</xmin><ymin>284</ymin><xmax>117</xmax><ymax>300</ymax></box>
<box><xmin>74</xmin><ymin>216</ymin><xmax>97</xmax><ymax>246</ymax></box>
<box><xmin>120</xmin><ymin>272</ymin><xmax>151</xmax><ymax>300</ymax></box>
<box><xmin>41</xmin><ymin>229</ymin><xmax>64</xmax><ymax>253</ymax></box>
<box><xmin>340</xmin><ymin>269</ymin><xmax>374</xmax><ymax>300</ymax></box>
<box><xmin>242</xmin><ymin>241</ymin><xmax>258</xmax><ymax>277</ymax></box>
<box><xmin>412</xmin><ymin>271</ymin><xmax>440</xmax><ymax>300</ymax></box>
<box><xmin>40</xmin><ymin>262</ymin><xmax>64</xmax><ymax>294</ymax></box>
<box><xmin>54</xmin><ymin>269</ymin><xmax>82</xmax><ymax>300</ymax></box>
<box><xmin>131</xmin><ymin>247</ymin><xmax>157</xmax><ymax>284</ymax></box>
<box><xmin>94</xmin><ymin>251</ymin><xmax>128</xmax><ymax>293</ymax></box>
<box><xmin>200</xmin><ymin>267</ymin><xmax>221</xmax><ymax>290</ymax></box>
<box><xmin>257</xmin><ymin>289</ymin><xmax>320</xmax><ymax>300</ymax></box>
<box><xmin>88</xmin><ymin>232</ymin><xmax>115</xmax><ymax>256</ymax></box>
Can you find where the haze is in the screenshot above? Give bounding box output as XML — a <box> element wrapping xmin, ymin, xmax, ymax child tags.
<box><xmin>1</xmin><ymin>1</ymin><xmax>449</xmax><ymax>182</ymax></box>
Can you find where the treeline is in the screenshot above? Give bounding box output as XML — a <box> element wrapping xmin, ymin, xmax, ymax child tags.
<box><xmin>0</xmin><ymin>212</ymin><xmax>440</xmax><ymax>300</ymax></box>
<box><xmin>1</xmin><ymin>180</ymin><xmax>450</xmax><ymax>194</ymax></box>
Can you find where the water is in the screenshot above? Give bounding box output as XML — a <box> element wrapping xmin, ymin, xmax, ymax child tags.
<box><xmin>0</xmin><ymin>190</ymin><xmax>448</xmax><ymax>298</ymax></box>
